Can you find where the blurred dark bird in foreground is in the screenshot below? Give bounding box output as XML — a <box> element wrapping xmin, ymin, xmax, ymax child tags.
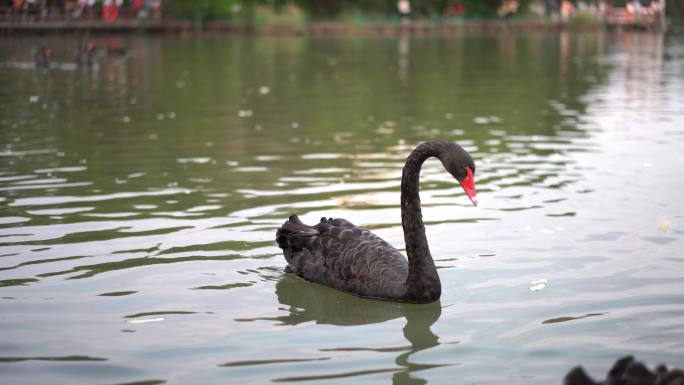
<box><xmin>565</xmin><ymin>356</ymin><xmax>684</xmax><ymax>385</ymax></box>
<box><xmin>34</xmin><ymin>46</ymin><xmax>52</xmax><ymax>69</ymax></box>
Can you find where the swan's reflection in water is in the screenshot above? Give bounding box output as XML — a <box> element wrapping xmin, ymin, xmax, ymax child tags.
<box><xmin>271</xmin><ymin>276</ymin><xmax>448</xmax><ymax>384</ymax></box>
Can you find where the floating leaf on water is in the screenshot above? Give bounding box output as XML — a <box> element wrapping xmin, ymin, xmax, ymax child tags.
<box><xmin>125</xmin><ymin>317</ymin><xmax>164</xmax><ymax>324</ymax></box>
<box><xmin>529</xmin><ymin>279</ymin><xmax>548</xmax><ymax>292</ymax></box>
<box><xmin>658</xmin><ymin>219</ymin><xmax>670</xmax><ymax>232</ymax></box>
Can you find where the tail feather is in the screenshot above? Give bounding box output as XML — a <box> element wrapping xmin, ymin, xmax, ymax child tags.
<box><xmin>280</xmin><ymin>215</ymin><xmax>319</xmax><ymax>236</ymax></box>
<box><xmin>276</xmin><ymin>215</ymin><xmax>319</xmax><ymax>260</ymax></box>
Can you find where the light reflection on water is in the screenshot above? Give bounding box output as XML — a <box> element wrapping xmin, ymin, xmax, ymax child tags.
<box><xmin>1</xmin><ymin>31</ymin><xmax>684</xmax><ymax>384</ymax></box>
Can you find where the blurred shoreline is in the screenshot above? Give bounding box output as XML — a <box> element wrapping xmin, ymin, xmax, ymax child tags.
<box><xmin>0</xmin><ymin>18</ymin><xmax>666</xmax><ymax>35</ymax></box>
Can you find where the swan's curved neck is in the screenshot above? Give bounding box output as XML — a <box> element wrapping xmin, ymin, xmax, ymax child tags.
<box><xmin>401</xmin><ymin>142</ymin><xmax>442</xmax><ymax>302</ymax></box>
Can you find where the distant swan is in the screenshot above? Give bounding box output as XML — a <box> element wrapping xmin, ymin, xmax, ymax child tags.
<box><xmin>276</xmin><ymin>141</ymin><xmax>477</xmax><ymax>303</ymax></box>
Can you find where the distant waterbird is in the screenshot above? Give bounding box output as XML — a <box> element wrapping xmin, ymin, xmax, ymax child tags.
<box><xmin>34</xmin><ymin>46</ymin><xmax>52</xmax><ymax>69</ymax></box>
<box><xmin>76</xmin><ymin>40</ymin><xmax>96</xmax><ymax>68</ymax></box>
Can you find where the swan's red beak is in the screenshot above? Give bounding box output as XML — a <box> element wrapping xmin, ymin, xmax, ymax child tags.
<box><xmin>459</xmin><ymin>167</ymin><xmax>478</xmax><ymax>206</ymax></box>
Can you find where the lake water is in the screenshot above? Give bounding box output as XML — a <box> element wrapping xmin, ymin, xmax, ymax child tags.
<box><xmin>1</xmin><ymin>30</ymin><xmax>683</xmax><ymax>385</ymax></box>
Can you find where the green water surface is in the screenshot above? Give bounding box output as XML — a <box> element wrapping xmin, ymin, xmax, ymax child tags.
<box><xmin>1</xmin><ymin>31</ymin><xmax>683</xmax><ymax>384</ymax></box>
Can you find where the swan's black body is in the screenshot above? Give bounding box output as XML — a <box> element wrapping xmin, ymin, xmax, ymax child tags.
<box><xmin>276</xmin><ymin>141</ymin><xmax>476</xmax><ymax>303</ymax></box>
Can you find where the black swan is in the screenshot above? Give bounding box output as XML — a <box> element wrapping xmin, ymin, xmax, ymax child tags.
<box><xmin>564</xmin><ymin>356</ymin><xmax>684</xmax><ymax>385</ymax></box>
<box><xmin>76</xmin><ymin>41</ymin><xmax>96</xmax><ymax>68</ymax></box>
<box><xmin>35</xmin><ymin>46</ymin><xmax>52</xmax><ymax>69</ymax></box>
<box><xmin>276</xmin><ymin>141</ymin><xmax>477</xmax><ymax>303</ymax></box>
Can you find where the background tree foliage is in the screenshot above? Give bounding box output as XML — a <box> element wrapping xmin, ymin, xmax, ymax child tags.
<box><xmin>164</xmin><ymin>0</ymin><xmax>517</xmax><ymax>20</ymax></box>
<box><xmin>164</xmin><ymin>0</ymin><xmax>252</xmax><ymax>21</ymax></box>
<box><xmin>164</xmin><ymin>0</ymin><xmax>669</xmax><ymax>21</ymax></box>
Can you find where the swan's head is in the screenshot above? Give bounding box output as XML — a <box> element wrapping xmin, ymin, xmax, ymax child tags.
<box><xmin>440</xmin><ymin>143</ymin><xmax>478</xmax><ymax>207</ymax></box>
